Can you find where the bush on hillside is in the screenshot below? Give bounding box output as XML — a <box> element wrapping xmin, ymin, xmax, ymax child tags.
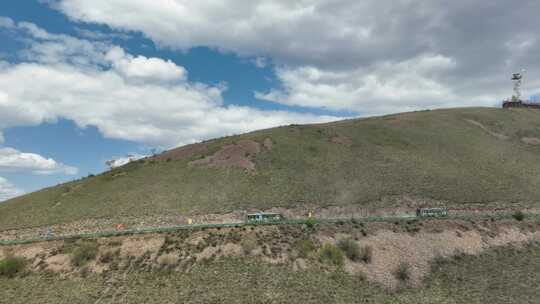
<box><xmin>512</xmin><ymin>211</ymin><xmax>525</xmax><ymax>221</ymax></box>
<box><xmin>359</xmin><ymin>245</ymin><xmax>373</xmax><ymax>264</ymax></box>
<box><xmin>304</xmin><ymin>218</ymin><xmax>316</xmax><ymax>229</ymax></box>
<box><xmin>337</xmin><ymin>238</ymin><xmax>360</xmax><ymax>262</ymax></box>
<box><xmin>0</xmin><ymin>255</ymin><xmax>26</xmax><ymax>278</ymax></box>
<box><xmin>99</xmin><ymin>249</ymin><xmax>120</xmax><ymax>264</ymax></box>
<box><xmin>71</xmin><ymin>241</ymin><xmax>99</xmax><ymax>267</ymax></box>
<box><xmin>394</xmin><ymin>261</ymin><xmax>410</xmax><ymax>282</ymax></box>
<box><xmin>319</xmin><ymin>244</ymin><xmax>344</xmax><ymax>267</ymax></box>
<box><xmin>296</xmin><ymin>239</ymin><xmax>316</xmax><ymax>258</ymax></box>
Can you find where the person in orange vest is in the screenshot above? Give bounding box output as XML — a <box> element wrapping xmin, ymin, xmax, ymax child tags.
<box><xmin>116</xmin><ymin>223</ymin><xmax>125</xmax><ymax>230</ymax></box>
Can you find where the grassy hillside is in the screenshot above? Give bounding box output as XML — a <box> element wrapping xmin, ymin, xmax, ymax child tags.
<box><xmin>2</xmin><ymin>107</ymin><xmax>540</xmax><ymax>230</ymax></box>
<box><xmin>2</xmin><ymin>242</ymin><xmax>540</xmax><ymax>303</ymax></box>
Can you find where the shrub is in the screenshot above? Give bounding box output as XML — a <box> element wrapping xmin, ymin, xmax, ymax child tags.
<box><xmin>512</xmin><ymin>211</ymin><xmax>525</xmax><ymax>221</ymax></box>
<box><xmin>319</xmin><ymin>244</ymin><xmax>344</xmax><ymax>267</ymax></box>
<box><xmin>296</xmin><ymin>239</ymin><xmax>316</xmax><ymax>258</ymax></box>
<box><xmin>432</xmin><ymin>255</ymin><xmax>447</xmax><ymax>269</ymax></box>
<box><xmin>337</xmin><ymin>238</ymin><xmax>360</xmax><ymax>262</ymax></box>
<box><xmin>0</xmin><ymin>256</ymin><xmax>26</xmax><ymax>278</ymax></box>
<box><xmin>395</xmin><ymin>261</ymin><xmax>410</xmax><ymax>282</ymax></box>
<box><xmin>304</xmin><ymin>218</ymin><xmax>316</xmax><ymax>229</ymax></box>
<box><xmin>99</xmin><ymin>250</ymin><xmax>119</xmax><ymax>264</ymax></box>
<box><xmin>71</xmin><ymin>241</ymin><xmax>99</xmax><ymax>267</ymax></box>
<box><xmin>359</xmin><ymin>246</ymin><xmax>373</xmax><ymax>264</ymax></box>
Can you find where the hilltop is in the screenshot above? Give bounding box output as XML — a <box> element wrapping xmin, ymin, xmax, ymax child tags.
<box><xmin>2</xmin><ymin>107</ymin><xmax>540</xmax><ymax>231</ymax></box>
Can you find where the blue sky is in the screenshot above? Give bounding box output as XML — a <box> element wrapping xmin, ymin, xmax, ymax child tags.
<box><xmin>0</xmin><ymin>1</ymin><xmax>539</xmax><ymax>201</ymax></box>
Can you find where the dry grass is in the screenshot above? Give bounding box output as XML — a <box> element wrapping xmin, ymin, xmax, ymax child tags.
<box><xmin>319</xmin><ymin>243</ymin><xmax>344</xmax><ymax>267</ymax></box>
<box><xmin>337</xmin><ymin>238</ymin><xmax>361</xmax><ymax>262</ymax></box>
<box><xmin>70</xmin><ymin>241</ymin><xmax>98</xmax><ymax>267</ymax></box>
<box><xmin>1</xmin><ymin>243</ymin><xmax>540</xmax><ymax>303</ymax></box>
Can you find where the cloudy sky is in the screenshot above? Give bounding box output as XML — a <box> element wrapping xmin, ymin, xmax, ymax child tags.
<box><xmin>1</xmin><ymin>1</ymin><xmax>539</xmax><ymax>201</ymax></box>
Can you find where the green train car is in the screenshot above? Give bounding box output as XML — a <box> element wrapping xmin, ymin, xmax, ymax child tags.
<box><xmin>246</xmin><ymin>212</ymin><xmax>283</xmax><ymax>223</ymax></box>
<box><xmin>416</xmin><ymin>207</ymin><xmax>448</xmax><ymax>218</ymax></box>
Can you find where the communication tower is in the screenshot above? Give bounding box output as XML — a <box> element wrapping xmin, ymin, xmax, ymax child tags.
<box><xmin>511</xmin><ymin>69</ymin><xmax>526</xmax><ymax>101</ymax></box>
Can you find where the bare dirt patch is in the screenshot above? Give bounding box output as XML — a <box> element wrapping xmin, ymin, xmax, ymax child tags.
<box><xmin>45</xmin><ymin>254</ymin><xmax>71</xmax><ymax>273</ymax></box>
<box><xmin>189</xmin><ymin>139</ymin><xmax>261</xmax><ymax>172</ymax></box>
<box><xmin>157</xmin><ymin>253</ymin><xmax>180</xmax><ymax>267</ymax></box>
<box><xmin>521</xmin><ymin>137</ymin><xmax>540</xmax><ymax>145</ymax></box>
<box><xmin>9</xmin><ymin>245</ymin><xmax>46</xmax><ymax>260</ymax></box>
<box><xmin>292</xmin><ymin>258</ymin><xmax>308</xmax><ymax>272</ymax></box>
<box><xmin>324</xmin><ymin>225</ymin><xmax>540</xmax><ymax>289</ymax></box>
<box><xmin>120</xmin><ymin>236</ymin><xmax>164</xmax><ymax>258</ymax></box>
<box><xmin>263</xmin><ymin>138</ymin><xmax>273</xmax><ymax>150</ymax></box>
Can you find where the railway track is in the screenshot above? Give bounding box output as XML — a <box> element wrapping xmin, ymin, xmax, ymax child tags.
<box><xmin>1</xmin><ymin>212</ymin><xmax>538</xmax><ymax>247</ymax></box>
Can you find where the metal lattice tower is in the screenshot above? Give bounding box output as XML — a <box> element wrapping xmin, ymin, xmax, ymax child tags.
<box><xmin>512</xmin><ymin>73</ymin><xmax>522</xmax><ymax>101</ymax></box>
<box><xmin>511</xmin><ymin>69</ymin><xmax>526</xmax><ymax>101</ymax></box>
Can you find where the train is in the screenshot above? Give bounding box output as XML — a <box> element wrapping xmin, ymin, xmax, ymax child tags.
<box><xmin>246</xmin><ymin>212</ymin><xmax>283</xmax><ymax>223</ymax></box>
<box><xmin>245</xmin><ymin>208</ymin><xmax>448</xmax><ymax>224</ymax></box>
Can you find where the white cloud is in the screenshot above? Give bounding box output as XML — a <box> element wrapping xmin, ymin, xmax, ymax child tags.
<box><xmin>253</xmin><ymin>57</ymin><xmax>267</xmax><ymax>69</ymax></box>
<box><xmin>0</xmin><ymin>19</ymin><xmax>339</xmax><ymax>148</ymax></box>
<box><xmin>256</xmin><ymin>55</ymin><xmax>500</xmax><ymax>115</ymax></box>
<box><xmin>105</xmin><ymin>47</ymin><xmax>187</xmax><ymax>82</ymax></box>
<box><xmin>0</xmin><ymin>147</ymin><xmax>78</xmax><ymax>175</ymax></box>
<box><xmin>51</xmin><ymin>0</ymin><xmax>540</xmax><ymax>113</ymax></box>
<box><xmin>0</xmin><ymin>176</ymin><xmax>24</xmax><ymax>202</ymax></box>
<box><xmin>0</xmin><ymin>16</ymin><xmax>15</xmax><ymax>29</ymax></box>
<box><xmin>74</xmin><ymin>28</ymin><xmax>131</xmax><ymax>41</ymax></box>
<box><xmin>51</xmin><ymin>0</ymin><xmax>392</xmax><ymax>66</ymax></box>
<box><xmin>105</xmin><ymin>154</ymin><xmax>146</xmax><ymax>169</ymax></box>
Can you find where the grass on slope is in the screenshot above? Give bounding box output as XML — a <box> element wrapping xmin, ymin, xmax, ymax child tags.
<box><xmin>2</xmin><ymin>107</ymin><xmax>540</xmax><ymax>230</ymax></box>
<box><xmin>1</xmin><ymin>242</ymin><xmax>540</xmax><ymax>303</ymax></box>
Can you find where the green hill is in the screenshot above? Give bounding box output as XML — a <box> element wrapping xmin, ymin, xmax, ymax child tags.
<box><xmin>2</xmin><ymin>107</ymin><xmax>540</xmax><ymax>230</ymax></box>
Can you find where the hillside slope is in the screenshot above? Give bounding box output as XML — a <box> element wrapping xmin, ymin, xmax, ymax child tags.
<box><xmin>2</xmin><ymin>107</ymin><xmax>540</xmax><ymax>230</ymax></box>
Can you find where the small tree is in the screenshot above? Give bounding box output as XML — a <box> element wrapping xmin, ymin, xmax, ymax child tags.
<box><xmin>0</xmin><ymin>255</ymin><xmax>26</xmax><ymax>278</ymax></box>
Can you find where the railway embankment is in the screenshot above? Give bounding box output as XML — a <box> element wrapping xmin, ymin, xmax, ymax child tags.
<box><xmin>2</xmin><ymin>214</ymin><xmax>539</xmax><ymax>289</ymax></box>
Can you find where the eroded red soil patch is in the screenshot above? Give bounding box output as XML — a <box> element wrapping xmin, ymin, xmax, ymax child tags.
<box><xmin>189</xmin><ymin>139</ymin><xmax>261</xmax><ymax>172</ymax></box>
